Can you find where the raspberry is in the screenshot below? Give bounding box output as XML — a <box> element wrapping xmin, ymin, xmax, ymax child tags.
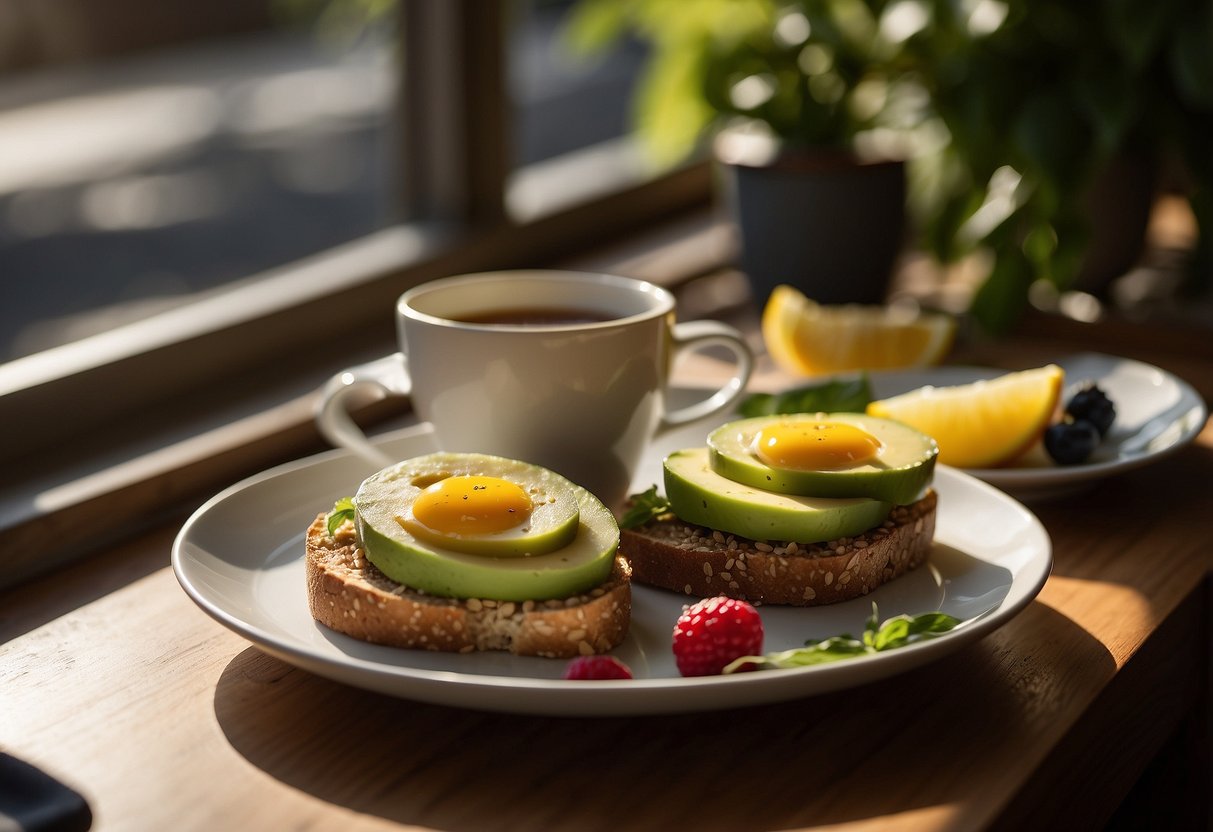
<box><xmin>562</xmin><ymin>655</ymin><xmax>633</xmax><ymax>680</ymax></box>
<box><xmin>672</xmin><ymin>596</ymin><xmax>764</xmax><ymax>677</ymax></box>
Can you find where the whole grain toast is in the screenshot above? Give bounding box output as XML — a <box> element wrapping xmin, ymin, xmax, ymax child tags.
<box><xmin>620</xmin><ymin>491</ymin><xmax>936</xmax><ymax>606</ymax></box>
<box><xmin>305</xmin><ymin>513</ymin><xmax>631</xmax><ymax>657</ymax></box>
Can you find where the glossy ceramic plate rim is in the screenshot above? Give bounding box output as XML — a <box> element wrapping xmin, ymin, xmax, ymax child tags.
<box><xmin>866</xmin><ymin>351</ymin><xmax>1207</xmax><ymax>492</ymax></box>
<box><xmin>173</xmin><ymin>427</ymin><xmax>1052</xmax><ymax>716</ymax></box>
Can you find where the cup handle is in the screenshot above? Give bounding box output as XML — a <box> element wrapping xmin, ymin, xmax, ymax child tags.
<box><xmin>315</xmin><ymin>352</ymin><xmax>412</xmax><ymax>468</ymax></box>
<box><xmin>661</xmin><ymin>320</ymin><xmax>755</xmax><ymax>427</ymax></box>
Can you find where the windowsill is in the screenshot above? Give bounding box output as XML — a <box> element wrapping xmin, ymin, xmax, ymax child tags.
<box><xmin>0</xmin><ymin>201</ymin><xmax>741</xmax><ymax>589</ymax></box>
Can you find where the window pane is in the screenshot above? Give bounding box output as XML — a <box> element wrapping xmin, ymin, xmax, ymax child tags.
<box><xmin>0</xmin><ymin>3</ymin><xmax>399</xmax><ymax>362</ymax></box>
<box><xmin>506</xmin><ymin>0</ymin><xmax>652</xmax><ymax>219</ymax></box>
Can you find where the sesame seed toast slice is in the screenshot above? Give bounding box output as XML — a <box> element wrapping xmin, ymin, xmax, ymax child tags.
<box><xmin>620</xmin><ymin>491</ymin><xmax>936</xmax><ymax>606</ymax></box>
<box><xmin>305</xmin><ymin>514</ymin><xmax>631</xmax><ymax>658</ymax></box>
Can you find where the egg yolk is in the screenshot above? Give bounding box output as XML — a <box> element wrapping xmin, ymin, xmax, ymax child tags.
<box><xmin>754</xmin><ymin>422</ymin><xmax>882</xmax><ymax>471</ymax></box>
<box><xmin>411</xmin><ymin>475</ymin><xmax>533</xmax><ymax>535</ymax></box>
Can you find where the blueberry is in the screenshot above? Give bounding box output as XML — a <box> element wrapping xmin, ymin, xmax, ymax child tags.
<box><xmin>1044</xmin><ymin>420</ymin><xmax>1101</xmax><ymax>465</ymax></box>
<box><xmin>1065</xmin><ymin>384</ymin><xmax>1116</xmax><ymax>437</ymax></box>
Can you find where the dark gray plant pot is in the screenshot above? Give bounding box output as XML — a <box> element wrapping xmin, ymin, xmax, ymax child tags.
<box><xmin>721</xmin><ymin>153</ymin><xmax>906</xmax><ymax>306</ymax></box>
<box><xmin>1073</xmin><ymin>151</ymin><xmax>1156</xmax><ymax>295</ymax></box>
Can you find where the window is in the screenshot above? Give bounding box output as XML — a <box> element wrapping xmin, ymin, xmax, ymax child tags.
<box><xmin>0</xmin><ymin>12</ymin><xmax>397</xmax><ymax>362</ymax></box>
<box><xmin>0</xmin><ymin>0</ymin><xmax>715</xmax><ymax>581</ymax></box>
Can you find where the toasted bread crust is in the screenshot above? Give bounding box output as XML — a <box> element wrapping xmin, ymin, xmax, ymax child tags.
<box><xmin>621</xmin><ymin>491</ymin><xmax>936</xmax><ymax>606</ymax></box>
<box><xmin>305</xmin><ymin>514</ymin><xmax>631</xmax><ymax>657</ymax></box>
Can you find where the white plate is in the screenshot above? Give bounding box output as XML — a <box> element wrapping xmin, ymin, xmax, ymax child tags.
<box><xmin>173</xmin><ymin>415</ymin><xmax>1052</xmax><ymax>716</ymax></box>
<box><xmin>864</xmin><ymin>352</ymin><xmax>1207</xmax><ymax>500</ymax></box>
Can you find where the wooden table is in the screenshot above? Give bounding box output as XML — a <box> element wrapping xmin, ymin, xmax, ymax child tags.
<box><xmin>3</xmin><ymin>301</ymin><xmax>1211</xmax><ymax>831</ymax></box>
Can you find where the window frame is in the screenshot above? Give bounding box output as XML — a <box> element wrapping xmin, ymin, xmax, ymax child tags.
<box><xmin>0</xmin><ymin>0</ymin><xmax>718</xmax><ymax>584</ymax></box>
<box><xmin>0</xmin><ymin>0</ymin><xmax>713</xmax><ymax>463</ymax></box>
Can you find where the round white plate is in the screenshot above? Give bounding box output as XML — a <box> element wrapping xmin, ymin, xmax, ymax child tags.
<box><xmin>173</xmin><ymin>419</ymin><xmax>1052</xmax><ymax>716</ymax></box>
<box><xmin>865</xmin><ymin>352</ymin><xmax>1207</xmax><ymax>499</ymax></box>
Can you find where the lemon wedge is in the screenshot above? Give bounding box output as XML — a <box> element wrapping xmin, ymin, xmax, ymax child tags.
<box><xmin>761</xmin><ymin>285</ymin><xmax>956</xmax><ymax>376</ymax></box>
<box><xmin>865</xmin><ymin>365</ymin><xmax>1065</xmax><ymax>468</ymax></box>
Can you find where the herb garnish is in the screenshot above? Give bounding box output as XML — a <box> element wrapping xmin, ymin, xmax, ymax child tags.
<box><xmin>326</xmin><ymin>497</ymin><xmax>356</xmax><ymax>536</ymax></box>
<box><xmin>619</xmin><ymin>485</ymin><xmax>673</xmax><ymax>529</ymax></box>
<box><xmin>737</xmin><ymin>375</ymin><xmax>873</xmax><ymax>418</ymax></box>
<box><xmin>722</xmin><ymin>604</ymin><xmax>961</xmax><ymax>673</ymax></box>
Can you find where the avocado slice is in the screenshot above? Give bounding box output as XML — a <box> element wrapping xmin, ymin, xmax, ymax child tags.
<box><xmin>664</xmin><ymin>447</ymin><xmax>892</xmax><ymax>543</ymax></box>
<box><xmin>708</xmin><ymin>413</ymin><xmax>937</xmax><ymax>505</ymax></box>
<box><xmin>356</xmin><ymin>453</ymin><xmax>618</xmax><ymax>601</ymax></box>
<box><xmin>359</xmin><ymin>455</ymin><xmax>580</xmax><ymax>557</ymax></box>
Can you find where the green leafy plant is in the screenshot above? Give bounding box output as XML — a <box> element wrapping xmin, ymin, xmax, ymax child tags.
<box><xmin>326</xmin><ymin>497</ymin><xmax>356</xmax><ymax>536</ymax></box>
<box><xmin>619</xmin><ymin>485</ymin><xmax>674</xmax><ymax>529</ymax></box>
<box><xmin>567</xmin><ymin>0</ymin><xmax>1212</xmax><ymax>331</ymax></box>
<box><xmin>565</xmin><ymin>0</ymin><xmax>925</xmax><ymax>166</ymax></box>
<box><xmin>901</xmin><ymin>0</ymin><xmax>1213</xmax><ymax>332</ymax></box>
<box><xmin>723</xmin><ymin>603</ymin><xmax>960</xmax><ymax>672</ymax></box>
<box><xmin>737</xmin><ymin>374</ymin><xmax>873</xmax><ymax>417</ymax></box>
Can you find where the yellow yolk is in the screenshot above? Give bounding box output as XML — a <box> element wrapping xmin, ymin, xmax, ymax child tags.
<box><xmin>411</xmin><ymin>475</ymin><xmax>533</xmax><ymax>535</ymax></box>
<box><xmin>754</xmin><ymin>422</ymin><xmax>882</xmax><ymax>471</ymax></box>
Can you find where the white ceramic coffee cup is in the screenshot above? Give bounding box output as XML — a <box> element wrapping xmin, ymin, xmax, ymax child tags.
<box><xmin>316</xmin><ymin>270</ymin><xmax>754</xmax><ymax>506</ymax></box>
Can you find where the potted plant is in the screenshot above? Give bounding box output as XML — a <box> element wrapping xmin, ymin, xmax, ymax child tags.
<box><xmin>568</xmin><ymin>0</ymin><xmax>1212</xmax><ymax>332</ymax></box>
<box><xmin>565</xmin><ymin>0</ymin><xmax>932</xmax><ymax>306</ymax></box>
<box><xmin>898</xmin><ymin>0</ymin><xmax>1212</xmax><ymax>331</ymax></box>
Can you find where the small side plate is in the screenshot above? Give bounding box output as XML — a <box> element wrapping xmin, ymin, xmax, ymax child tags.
<box><xmin>866</xmin><ymin>352</ymin><xmax>1206</xmax><ymax>499</ymax></box>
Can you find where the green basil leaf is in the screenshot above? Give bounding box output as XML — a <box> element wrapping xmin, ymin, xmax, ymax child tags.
<box><xmin>864</xmin><ymin>601</ymin><xmax>881</xmax><ymax>644</ymax></box>
<box><xmin>326</xmin><ymin>497</ymin><xmax>356</xmax><ymax>537</ymax></box>
<box><xmin>904</xmin><ymin>611</ymin><xmax>962</xmax><ymax>636</ymax></box>
<box><xmin>874</xmin><ymin>611</ymin><xmax>960</xmax><ymax>650</ymax></box>
<box><xmin>873</xmin><ymin>617</ymin><xmax>913</xmax><ymax>650</ymax></box>
<box><xmin>737</xmin><ymin>375</ymin><xmax>873</xmax><ymax>418</ymax></box>
<box><xmin>725</xmin><ymin>604</ymin><xmax>962</xmax><ymax>673</ymax></box>
<box><xmin>619</xmin><ymin>485</ymin><xmax>673</xmax><ymax>529</ymax></box>
<box><xmin>723</xmin><ymin>637</ymin><xmax>866</xmax><ymax>673</ymax></box>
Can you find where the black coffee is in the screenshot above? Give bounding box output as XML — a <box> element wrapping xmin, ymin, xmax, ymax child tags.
<box><xmin>453</xmin><ymin>307</ymin><xmax>615</xmax><ymax>326</ymax></box>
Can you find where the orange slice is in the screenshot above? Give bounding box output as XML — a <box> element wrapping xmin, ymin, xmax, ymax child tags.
<box><xmin>865</xmin><ymin>365</ymin><xmax>1065</xmax><ymax>468</ymax></box>
<box><xmin>761</xmin><ymin>284</ymin><xmax>956</xmax><ymax>376</ymax></box>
